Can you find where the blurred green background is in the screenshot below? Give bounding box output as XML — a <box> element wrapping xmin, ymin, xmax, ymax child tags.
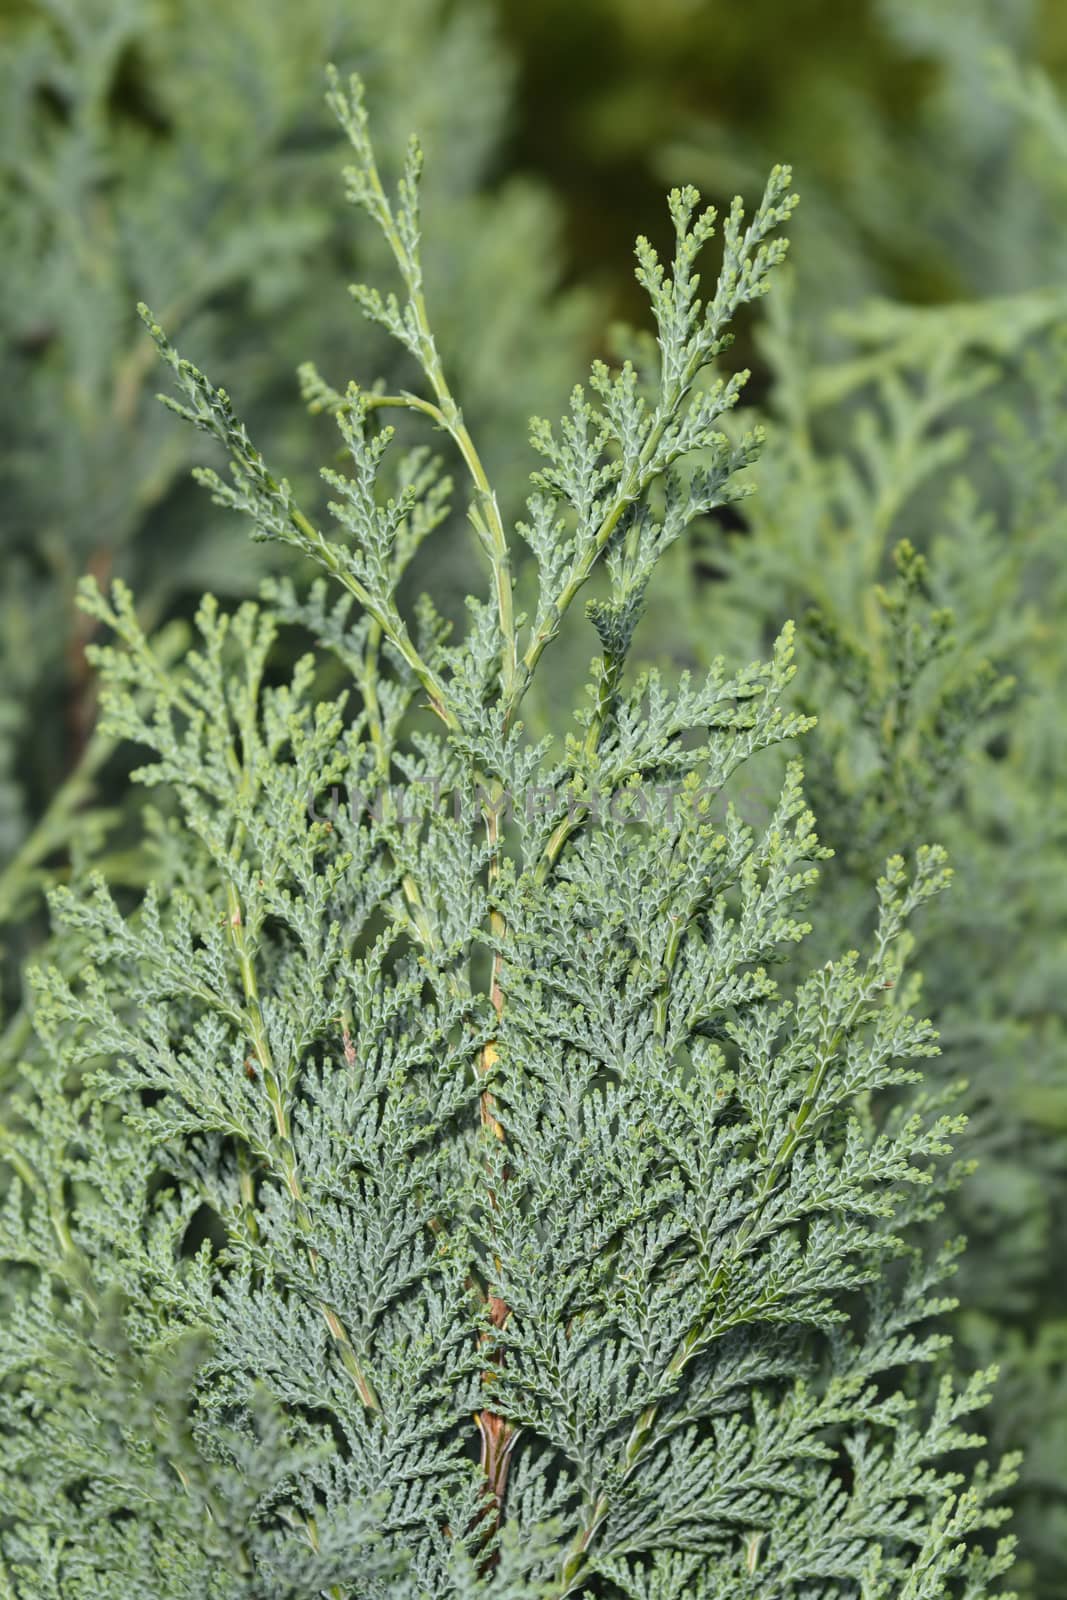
<box><xmin>1</xmin><ymin>0</ymin><xmax>1066</xmax><ymax>1594</ymax></box>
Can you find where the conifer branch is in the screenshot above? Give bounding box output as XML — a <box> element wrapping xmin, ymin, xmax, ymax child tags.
<box><xmin>0</xmin><ymin>62</ymin><xmax>1022</xmax><ymax>1600</ymax></box>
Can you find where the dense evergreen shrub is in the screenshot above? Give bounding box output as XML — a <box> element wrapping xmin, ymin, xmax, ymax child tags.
<box><xmin>0</xmin><ymin>71</ymin><xmax>1022</xmax><ymax>1599</ymax></box>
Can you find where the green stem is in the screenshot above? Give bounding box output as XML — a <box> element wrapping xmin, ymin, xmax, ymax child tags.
<box><xmin>342</xmin><ymin>122</ymin><xmax>523</xmax><ymax>1518</ymax></box>
<box><xmin>352</xmin><ymin>138</ymin><xmax>517</xmax><ymax>698</ymax></box>
<box><xmin>362</xmin><ymin>391</ymin><xmax>446</xmax><ymax>428</ymax></box>
<box><xmin>535</xmin><ymin>648</ymin><xmax>625</xmax><ymax>885</ymax></box>
<box><xmin>289</xmin><ymin>504</ymin><xmax>458</xmax><ymax>731</ymax></box>
<box><xmin>0</xmin><ymin>723</ymin><xmax>115</xmax><ymax>927</ymax></box>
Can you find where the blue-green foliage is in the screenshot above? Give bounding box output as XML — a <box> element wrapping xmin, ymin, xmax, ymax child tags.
<box><xmin>0</xmin><ymin>0</ymin><xmax>587</xmax><ymax>984</ymax></box>
<box><xmin>630</xmin><ymin>21</ymin><xmax>1067</xmax><ymax>1589</ymax></box>
<box><xmin>0</xmin><ymin>76</ymin><xmax>1019</xmax><ymax>1598</ymax></box>
<box><xmin>636</xmin><ymin>233</ymin><xmax>1067</xmax><ymax>1600</ymax></box>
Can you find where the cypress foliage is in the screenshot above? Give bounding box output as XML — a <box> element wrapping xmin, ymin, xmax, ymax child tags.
<box><xmin>0</xmin><ymin>0</ymin><xmax>586</xmax><ymax>994</ymax></box>
<box><xmin>0</xmin><ymin>73</ymin><xmax>1020</xmax><ymax>1599</ymax></box>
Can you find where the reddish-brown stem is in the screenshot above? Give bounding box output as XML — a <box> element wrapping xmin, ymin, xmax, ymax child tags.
<box><xmin>474</xmin><ymin>798</ymin><xmax>515</xmax><ymax>1538</ymax></box>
